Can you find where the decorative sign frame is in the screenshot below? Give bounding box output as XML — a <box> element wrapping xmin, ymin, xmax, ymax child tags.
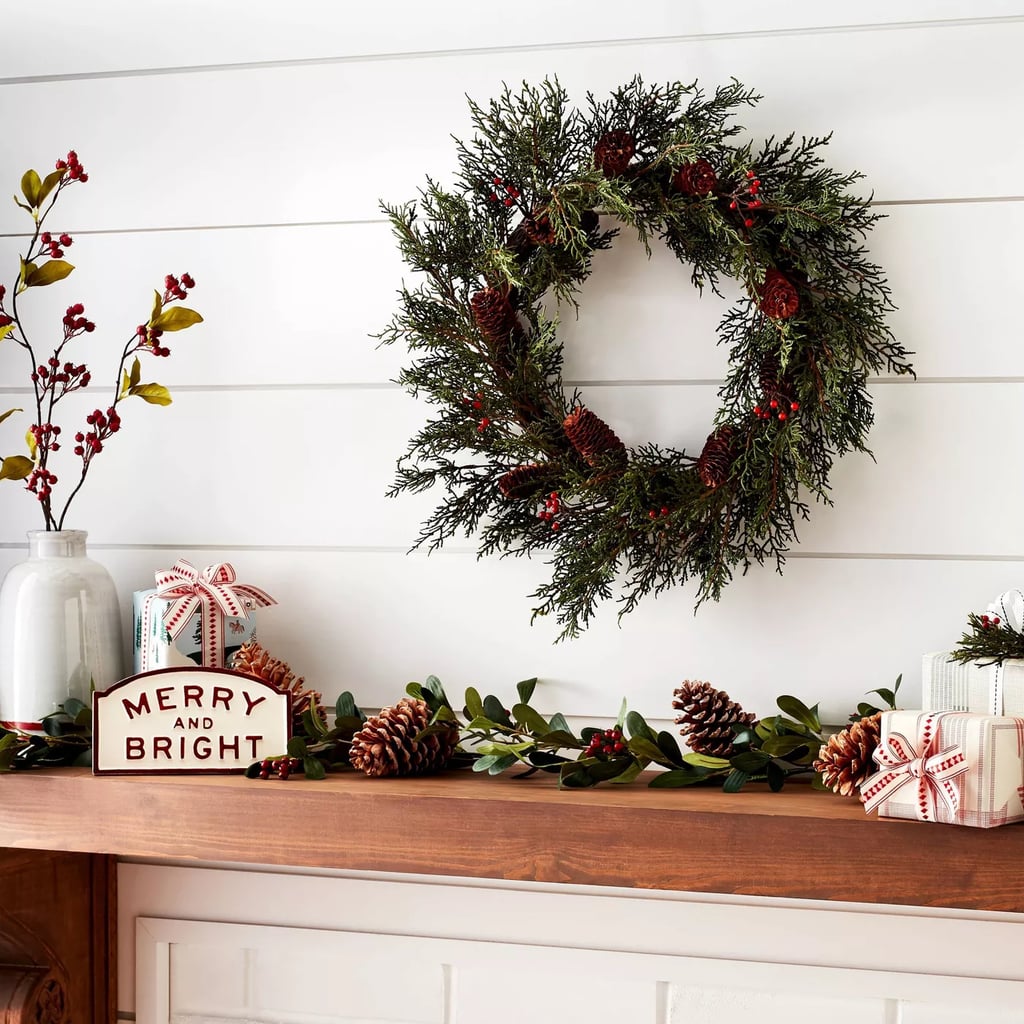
<box><xmin>93</xmin><ymin>667</ymin><xmax>290</xmax><ymax>775</ymax></box>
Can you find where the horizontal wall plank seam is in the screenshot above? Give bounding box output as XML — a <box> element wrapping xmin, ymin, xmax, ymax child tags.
<box><xmin>1</xmin><ymin>196</ymin><xmax>1022</xmax><ymax>240</ymax></box>
<box><xmin>0</xmin><ymin>541</ymin><xmax>1020</xmax><ymax>563</ymax></box>
<box><xmin>0</xmin><ymin>378</ymin><xmax>1014</xmax><ymax>397</ymax></box>
<box><xmin>2</xmin><ymin>15</ymin><xmax>1021</xmax><ymax>86</ymax></box>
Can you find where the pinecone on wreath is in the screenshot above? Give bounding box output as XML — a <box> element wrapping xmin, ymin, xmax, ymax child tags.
<box><xmin>563</xmin><ymin>407</ymin><xmax>628</xmax><ymax>468</ymax></box>
<box><xmin>697</xmin><ymin>426</ymin><xmax>737</xmax><ymax>489</ymax></box>
<box><xmin>672</xmin><ymin>680</ymin><xmax>756</xmax><ymax>758</ymax></box>
<box><xmin>497</xmin><ymin>462</ymin><xmax>550</xmax><ymax>499</ymax></box>
<box><xmin>349</xmin><ymin>697</ymin><xmax>458</xmax><ymax>778</ymax></box>
<box><xmin>594</xmin><ymin>130</ymin><xmax>636</xmax><ymax>177</ymax></box>
<box><xmin>813</xmin><ymin>712</ymin><xmax>882</xmax><ymax>798</ymax></box>
<box><xmin>231</xmin><ymin>641</ymin><xmax>322</xmax><ymax>730</ymax></box>
<box><xmin>470</xmin><ymin>287</ymin><xmax>519</xmax><ymax>354</ymax></box>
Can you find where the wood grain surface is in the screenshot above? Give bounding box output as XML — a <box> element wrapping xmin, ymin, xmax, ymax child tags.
<box><xmin>3</xmin><ymin>768</ymin><xmax>1023</xmax><ymax>913</ymax></box>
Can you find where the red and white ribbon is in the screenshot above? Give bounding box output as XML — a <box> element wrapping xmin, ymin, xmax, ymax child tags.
<box><xmin>141</xmin><ymin>559</ymin><xmax>276</xmax><ymax>668</ymax></box>
<box><xmin>861</xmin><ymin>713</ymin><xmax>970</xmax><ymax>822</ymax></box>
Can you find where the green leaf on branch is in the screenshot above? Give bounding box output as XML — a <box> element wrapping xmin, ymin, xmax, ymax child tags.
<box><xmin>766</xmin><ymin>760</ymin><xmax>787</xmax><ymax>792</ymax></box>
<box><xmin>722</xmin><ymin>768</ymin><xmax>750</xmax><ymax>793</ymax></box>
<box><xmin>0</xmin><ymin>455</ymin><xmax>33</xmax><ymax>480</ymax></box>
<box><xmin>152</xmin><ymin>306</ymin><xmax>203</xmax><ymax>331</ymax></box>
<box><xmin>24</xmin><ymin>260</ymin><xmax>74</xmax><ymax>288</ymax></box>
<box><xmin>482</xmin><ymin>695</ymin><xmax>512</xmax><ymax>727</ymax></box>
<box><xmin>512</xmin><ymin>702</ymin><xmax>549</xmax><ymax>736</ymax></box>
<box><xmin>516</xmin><ymin>677</ymin><xmax>537</xmax><ymax>704</ymax></box>
<box><xmin>130</xmin><ymin>383</ymin><xmax>172</xmax><ymax>405</ymax></box>
<box><xmin>335</xmin><ymin>691</ymin><xmax>362</xmax><ymax>721</ymax></box>
<box><xmin>683</xmin><ymin>751</ymin><xmax>732</xmax><ymax>770</ymax></box>
<box><xmin>464</xmin><ymin>686</ymin><xmax>484</xmax><ymax>720</ymax></box>
<box><xmin>655</xmin><ymin>731</ymin><xmax>684</xmax><ymax>766</ymax></box>
<box><xmin>0</xmin><ymin>408</ymin><xmax>21</xmax><ymax>427</ymax></box>
<box><xmin>302</xmin><ymin>756</ymin><xmax>326</xmax><ymax>780</ymax></box>
<box><xmin>20</xmin><ymin>169</ymin><xmax>41</xmax><ymax>207</ymax></box>
<box><xmin>38</xmin><ymin>168</ymin><xmax>65</xmax><ymax>206</ymax></box>
<box><xmin>626</xmin><ymin>736</ymin><xmax>663</xmax><ymax>764</ymax></box>
<box><xmin>485</xmin><ymin>752</ymin><xmax>519</xmax><ymax>775</ymax></box>
<box><xmin>760</xmin><ymin>734</ymin><xmax>813</xmax><ymax>758</ymax></box>
<box><xmin>547</xmin><ymin>712</ymin><xmax>571</xmax><ymax>734</ymax></box>
<box><xmin>729</xmin><ymin>750</ymin><xmax>771</xmax><ymax>773</ymax></box>
<box><xmin>776</xmin><ymin>695</ymin><xmax>821</xmax><ymax>733</ymax></box>
<box><xmin>625</xmin><ymin>710</ymin><xmax>658</xmax><ymax>744</ymax></box>
<box><xmin>648</xmin><ymin>768</ymin><xmax>707</xmax><ymax>788</ymax></box>
<box><xmin>286</xmin><ymin>736</ymin><xmax>308</xmax><ymax>758</ymax></box>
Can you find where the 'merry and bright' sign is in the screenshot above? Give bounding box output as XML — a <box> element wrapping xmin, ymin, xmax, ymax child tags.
<box><xmin>93</xmin><ymin>667</ymin><xmax>290</xmax><ymax>774</ymax></box>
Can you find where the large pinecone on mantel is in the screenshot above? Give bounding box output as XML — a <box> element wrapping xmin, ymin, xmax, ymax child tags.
<box><xmin>349</xmin><ymin>697</ymin><xmax>458</xmax><ymax>778</ymax></box>
<box><xmin>231</xmin><ymin>640</ymin><xmax>322</xmax><ymax>730</ymax></box>
<box><xmin>813</xmin><ymin>712</ymin><xmax>883</xmax><ymax>798</ymax></box>
<box><xmin>672</xmin><ymin>680</ymin><xmax>756</xmax><ymax>758</ymax></box>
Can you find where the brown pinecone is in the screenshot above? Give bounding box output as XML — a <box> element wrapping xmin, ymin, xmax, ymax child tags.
<box><xmin>672</xmin><ymin>158</ymin><xmax>718</xmax><ymax>196</ymax></box>
<box><xmin>758</xmin><ymin>269</ymin><xmax>799</xmax><ymax>320</ymax></box>
<box><xmin>523</xmin><ymin>208</ymin><xmax>557</xmax><ymax>245</ymax></box>
<box><xmin>697</xmin><ymin>426</ymin><xmax>737</xmax><ymax>489</ymax></box>
<box><xmin>758</xmin><ymin>352</ymin><xmax>792</xmax><ymax>405</ymax></box>
<box><xmin>497</xmin><ymin>463</ymin><xmax>549</xmax><ymax>499</ymax></box>
<box><xmin>349</xmin><ymin>697</ymin><xmax>458</xmax><ymax>778</ymax></box>
<box><xmin>470</xmin><ymin>287</ymin><xmax>519</xmax><ymax>352</ymax></box>
<box><xmin>231</xmin><ymin>641</ymin><xmax>322</xmax><ymax>728</ymax></box>
<box><xmin>563</xmin><ymin>407</ymin><xmax>628</xmax><ymax>469</ymax></box>
<box><xmin>594</xmin><ymin>130</ymin><xmax>636</xmax><ymax>177</ymax></box>
<box><xmin>672</xmin><ymin>680</ymin><xmax>756</xmax><ymax>758</ymax></box>
<box><xmin>813</xmin><ymin>713</ymin><xmax>883</xmax><ymax>798</ymax></box>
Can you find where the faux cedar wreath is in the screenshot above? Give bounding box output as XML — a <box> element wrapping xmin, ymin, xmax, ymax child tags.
<box><xmin>381</xmin><ymin>78</ymin><xmax>913</xmax><ymax>639</ymax></box>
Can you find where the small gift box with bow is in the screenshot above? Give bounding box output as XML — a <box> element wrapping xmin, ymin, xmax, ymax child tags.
<box><xmin>133</xmin><ymin>559</ymin><xmax>276</xmax><ymax>673</ymax></box>
<box><xmin>862</xmin><ymin>710</ymin><xmax>1024</xmax><ymax>828</ymax></box>
<box><xmin>923</xmin><ymin>590</ymin><xmax>1024</xmax><ymax>716</ymax></box>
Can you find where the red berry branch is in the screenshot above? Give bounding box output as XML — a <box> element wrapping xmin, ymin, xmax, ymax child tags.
<box><xmin>0</xmin><ymin>151</ymin><xmax>204</xmax><ymax>530</ymax></box>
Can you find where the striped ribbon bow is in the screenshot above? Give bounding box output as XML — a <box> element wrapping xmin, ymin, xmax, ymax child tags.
<box><xmin>861</xmin><ymin>713</ymin><xmax>969</xmax><ymax>822</ymax></box>
<box><xmin>152</xmin><ymin>559</ymin><xmax>276</xmax><ymax>667</ymax></box>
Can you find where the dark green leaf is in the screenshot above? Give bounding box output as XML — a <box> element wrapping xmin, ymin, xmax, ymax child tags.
<box><xmin>482</xmin><ymin>694</ymin><xmax>512</xmax><ymax>727</ymax></box>
<box><xmin>683</xmin><ymin>752</ymin><xmax>731</xmax><ymax>770</ymax></box>
<box><xmin>24</xmin><ymin>259</ymin><xmax>74</xmax><ymax>288</ymax></box>
<box><xmin>626</xmin><ymin>736</ymin><xmax>663</xmax><ymax>764</ymax></box>
<box><xmin>302</xmin><ymin>756</ymin><xmax>326</xmax><ymax>780</ymax></box>
<box><xmin>760</xmin><ymin>735</ymin><xmax>813</xmax><ymax>758</ymax></box>
<box><xmin>245</xmin><ymin>761</ymin><xmax>263</xmax><ymax>779</ymax></box>
<box><xmin>336</xmin><ymin>691</ymin><xmax>360</xmax><ymax>720</ymax></box>
<box><xmin>655</xmin><ymin>730</ymin><xmax>684</xmax><ymax>766</ymax></box>
<box><xmin>62</xmin><ymin>697</ymin><xmax>86</xmax><ymax>719</ymax></box>
<box><xmin>487</xmin><ymin>752</ymin><xmax>519</xmax><ymax>775</ymax></box>
<box><xmin>558</xmin><ymin>764</ymin><xmax>597</xmax><ymax>788</ymax></box>
<box><xmin>536</xmin><ymin>729</ymin><xmax>578</xmax><ymax>747</ymax></box>
<box><xmin>423</xmin><ymin>674</ymin><xmax>445</xmax><ymax>700</ymax></box>
<box><xmin>776</xmin><ymin>695</ymin><xmax>820</xmax><ymax>732</ymax></box>
<box><xmin>722</xmin><ymin>768</ymin><xmax>750</xmax><ymax>793</ymax></box>
<box><xmin>607</xmin><ymin>759</ymin><xmax>645</xmax><ymax>784</ymax></box>
<box><xmin>516</xmin><ymin>677</ymin><xmax>537</xmax><ymax>704</ymax></box>
<box><xmin>625</xmin><ymin>710</ymin><xmax>658</xmax><ymax>743</ymax></box>
<box><xmin>584</xmin><ymin>756</ymin><xmax>636</xmax><ymax>782</ymax></box>
<box><xmin>405</xmin><ymin>682</ymin><xmax>424</xmax><ymax>700</ymax></box>
<box><xmin>286</xmin><ymin>736</ymin><xmax>307</xmax><ymax>758</ymax></box>
<box><xmin>547</xmin><ymin>712</ymin><xmax>571</xmax><ymax>734</ymax></box>
<box><xmin>729</xmin><ymin>750</ymin><xmax>770</xmax><ymax>773</ymax></box>
<box><xmin>766</xmin><ymin>761</ymin><xmax>787</xmax><ymax>792</ymax></box>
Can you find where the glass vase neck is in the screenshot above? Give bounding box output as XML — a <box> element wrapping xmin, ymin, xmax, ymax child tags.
<box><xmin>26</xmin><ymin>530</ymin><xmax>88</xmax><ymax>559</ymax></box>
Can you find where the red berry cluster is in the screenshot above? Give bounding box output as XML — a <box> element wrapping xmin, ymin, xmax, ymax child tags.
<box><xmin>980</xmin><ymin>614</ymin><xmax>1002</xmax><ymax>630</ymax></box>
<box><xmin>258</xmin><ymin>755</ymin><xmax>302</xmax><ymax>780</ymax></box>
<box><xmin>538</xmin><ymin>491</ymin><xmax>561</xmax><ymax>531</ymax></box>
<box><xmin>164</xmin><ymin>272</ymin><xmax>195</xmax><ymax>301</ymax></box>
<box><xmin>54</xmin><ymin>150</ymin><xmax>87</xmax><ymax>182</ymax></box>
<box><xmin>728</xmin><ymin>169</ymin><xmax>763</xmax><ymax>228</ymax></box>
<box><xmin>62</xmin><ymin>302</ymin><xmax>94</xmax><ymax>337</ymax></box>
<box><xmin>39</xmin><ymin>231</ymin><xmax>73</xmax><ymax>259</ymax></box>
<box><xmin>25</xmin><ymin>465</ymin><xmax>58</xmax><ymax>501</ymax></box>
<box><xmin>753</xmin><ymin>397</ymin><xmax>800</xmax><ymax>423</ymax></box>
<box><xmin>585</xmin><ymin>727</ymin><xmax>627</xmax><ymax>759</ymax></box>
<box><xmin>135</xmin><ymin>323</ymin><xmax>170</xmax><ymax>357</ymax></box>
<box><xmin>487</xmin><ymin>176</ymin><xmax>521</xmax><ymax>208</ymax></box>
<box><xmin>648</xmin><ymin>505</ymin><xmax>671</xmax><ymax>520</ymax></box>
<box><xmin>32</xmin><ymin>357</ymin><xmax>91</xmax><ymax>395</ymax></box>
<box><xmin>462</xmin><ymin>390</ymin><xmax>491</xmax><ymax>432</ymax></box>
<box><xmin>73</xmin><ymin>407</ymin><xmax>121</xmax><ymax>460</ymax></box>
<box><xmin>28</xmin><ymin>422</ymin><xmax>62</xmax><ymax>454</ymax></box>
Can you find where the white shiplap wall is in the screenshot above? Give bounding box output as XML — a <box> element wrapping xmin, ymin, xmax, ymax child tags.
<box><xmin>2</xmin><ymin>1</ymin><xmax>1022</xmax><ymax>727</ymax></box>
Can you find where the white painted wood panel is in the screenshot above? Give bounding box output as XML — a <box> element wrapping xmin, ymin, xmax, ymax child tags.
<box><xmin>1</xmin><ymin>21</ymin><xmax>1021</xmax><ymax>235</ymax></box>
<box><xmin>0</xmin><ymin>542</ymin><xmax>1015</xmax><ymax>721</ymax></box>
<box><xmin>132</xmin><ymin>910</ymin><xmax>1024</xmax><ymax>1023</ymax></box>
<box><xmin>1</xmin><ymin>199</ymin><xmax>1020</xmax><ymax>389</ymax></box>
<box><xmin>9</xmin><ymin>2</ymin><xmax>1018</xmax><ymax>79</ymax></box>
<box><xmin>0</xmin><ymin>382</ymin><xmax>1014</xmax><ymax>558</ymax></box>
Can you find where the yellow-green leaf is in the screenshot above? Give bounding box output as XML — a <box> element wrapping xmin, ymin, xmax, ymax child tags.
<box><xmin>152</xmin><ymin>306</ymin><xmax>203</xmax><ymax>332</ymax></box>
<box><xmin>25</xmin><ymin>429</ymin><xmax>37</xmax><ymax>459</ymax></box>
<box><xmin>0</xmin><ymin>324</ymin><xmax>13</xmax><ymax>343</ymax></box>
<box><xmin>129</xmin><ymin>356</ymin><xmax>141</xmax><ymax>389</ymax></box>
<box><xmin>0</xmin><ymin>455</ymin><xmax>33</xmax><ymax>481</ymax></box>
<box><xmin>20</xmin><ymin>169</ymin><xmax>41</xmax><ymax>208</ymax></box>
<box><xmin>130</xmin><ymin>383</ymin><xmax>172</xmax><ymax>406</ymax></box>
<box><xmin>120</xmin><ymin>370</ymin><xmax>130</xmax><ymax>399</ymax></box>
<box><xmin>149</xmin><ymin>289</ymin><xmax>162</xmax><ymax>327</ymax></box>
<box><xmin>0</xmin><ymin>408</ymin><xmax>21</xmax><ymax>427</ymax></box>
<box><xmin>24</xmin><ymin>260</ymin><xmax>74</xmax><ymax>288</ymax></box>
<box><xmin>37</xmin><ymin>168</ymin><xmax>65</xmax><ymax>206</ymax></box>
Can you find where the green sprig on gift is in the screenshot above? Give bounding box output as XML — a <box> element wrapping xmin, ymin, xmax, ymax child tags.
<box><xmin>950</xmin><ymin>612</ymin><xmax>1024</xmax><ymax>666</ymax></box>
<box><xmin>0</xmin><ymin>150</ymin><xmax>203</xmax><ymax>530</ymax></box>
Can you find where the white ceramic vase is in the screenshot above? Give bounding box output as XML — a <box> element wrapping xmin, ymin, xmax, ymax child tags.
<box><xmin>0</xmin><ymin>530</ymin><xmax>124</xmax><ymax>730</ymax></box>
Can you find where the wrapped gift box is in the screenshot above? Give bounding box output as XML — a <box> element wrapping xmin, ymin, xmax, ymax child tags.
<box><xmin>862</xmin><ymin>710</ymin><xmax>1024</xmax><ymax>828</ymax></box>
<box><xmin>133</xmin><ymin>559</ymin><xmax>275</xmax><ymax>673</ymax></box>
<box><xmin>922</xmin><ymin>652</ymin><xmax>1024</xmax><ymax>716</ymax></box>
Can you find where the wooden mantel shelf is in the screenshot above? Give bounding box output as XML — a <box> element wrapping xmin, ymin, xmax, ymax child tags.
<box><xmin>2</xmin><ymin>767</ymin><xmax>1023</xmax><ymax>913</ymax></box>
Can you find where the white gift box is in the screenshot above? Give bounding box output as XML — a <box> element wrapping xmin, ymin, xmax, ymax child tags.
<box><xmin>862</xmin><ymin>710</ymin><xmax>1024</xmax><ymax>828</ymax></box>
<box><xmin>922</xmin><ymin>652</ymin><xmax>1024</xmax><ymax>716</ymax></box>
